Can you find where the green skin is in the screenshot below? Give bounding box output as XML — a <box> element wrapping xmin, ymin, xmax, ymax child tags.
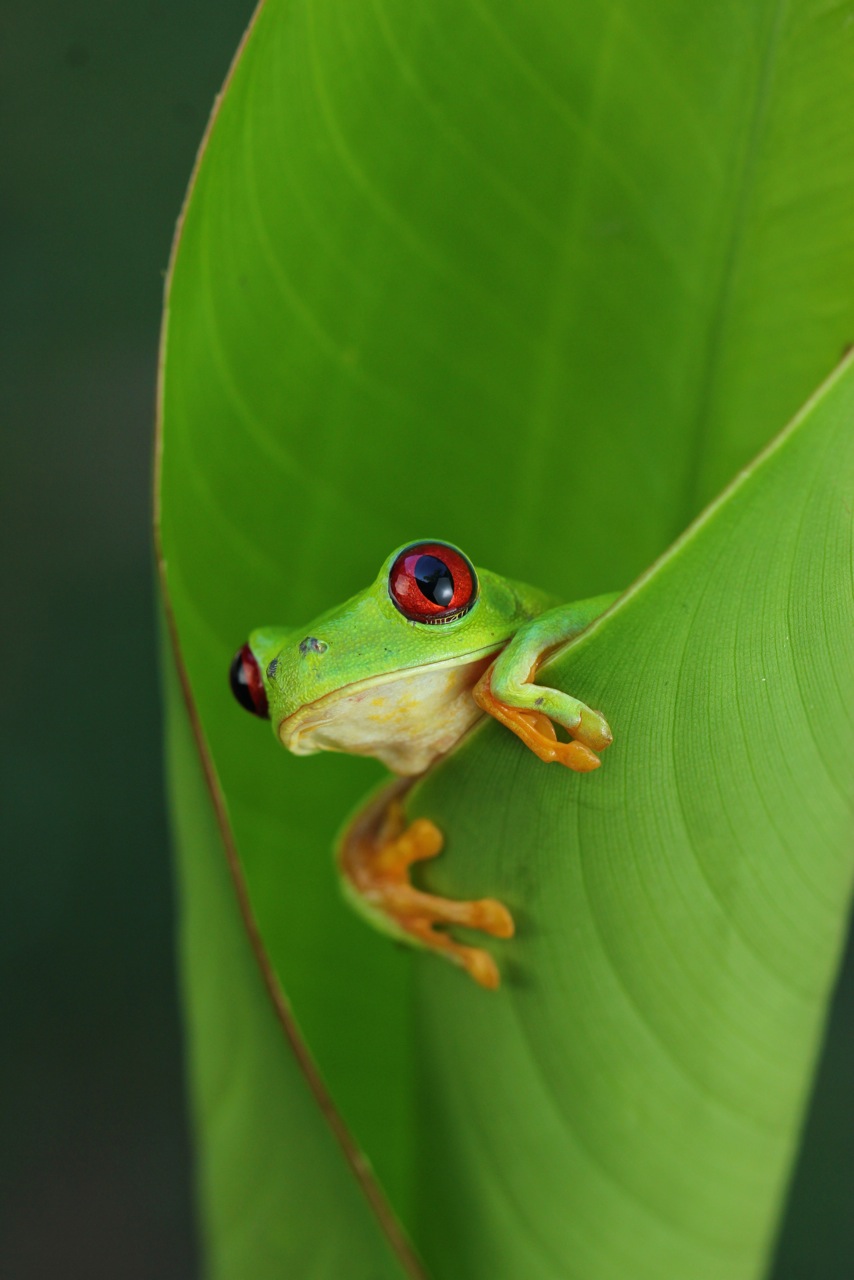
<box><xmin>243</xmin><ymin>541</ymin><xmax>616</xmax><ymax>953</ymax></box>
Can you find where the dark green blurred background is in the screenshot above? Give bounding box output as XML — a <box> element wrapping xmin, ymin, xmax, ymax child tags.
<box><xmin>1</xmin><ymin>3</ymin><xmax>850</xmax><ymax>1277</ymax></box>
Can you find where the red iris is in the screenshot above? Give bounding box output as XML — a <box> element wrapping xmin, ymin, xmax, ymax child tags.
<box><xmin>388</xmin><ymin>542</ymin><xmax>478</xmax><ymax>623</ymax></box>
<box><xmin>229</xmin><ymin>643</ymin><xmax>269</xmax><ymax>718</ymax></box>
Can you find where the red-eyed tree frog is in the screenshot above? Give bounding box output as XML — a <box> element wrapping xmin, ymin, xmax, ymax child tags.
<box><xmin>230</xmin><ymin>541</ymin><xmax>615</xmax><ymax>989</ymax></box>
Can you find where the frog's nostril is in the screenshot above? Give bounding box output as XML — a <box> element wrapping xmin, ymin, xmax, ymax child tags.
<box><xmin>299</xmin><ymin>636</ymin><xmax>328</xmax><ymax>656</ymax></box>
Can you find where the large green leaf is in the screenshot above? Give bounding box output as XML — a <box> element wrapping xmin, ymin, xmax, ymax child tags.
<box><xmin>409</xmin><ymin>362</ymin><xmax>854</xmax><ymax>1278</ymax></box>
<box><xmin>157</xmin><ymin>0</ymin><xmax>854</xmax><ymax>1274</ymax></box>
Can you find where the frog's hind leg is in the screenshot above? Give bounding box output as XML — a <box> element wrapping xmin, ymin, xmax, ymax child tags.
<box><xmin>337</xmin><ymin>778</ymin><xmax>513</xmax><ymax>989</ymax></box>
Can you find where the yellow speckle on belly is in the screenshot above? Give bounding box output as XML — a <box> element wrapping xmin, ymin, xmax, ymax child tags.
<box><xmin>280</xmin><ymin>653</ymin><xmax>496</xmax><ymax>775</ymax></box>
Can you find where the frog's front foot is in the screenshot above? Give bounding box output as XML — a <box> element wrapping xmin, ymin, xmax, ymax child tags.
<box><xmin>338</xmin><ymin>780</ymin><xmax>514</xmax><ymax>989</ymax></box>
<box><xmin>473</xmin><ymin>664</ymin><xmax>612</xmax><ymax>771</ymax></box>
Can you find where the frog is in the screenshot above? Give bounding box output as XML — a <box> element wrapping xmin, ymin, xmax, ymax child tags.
<box><xmin>230</xmin><ymin>540</ymin><xmax>616</xmax><ymax>989</ymax></box>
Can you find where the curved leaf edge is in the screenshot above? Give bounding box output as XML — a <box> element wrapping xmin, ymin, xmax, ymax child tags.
<box><xmin>153</xmin><ymin>4</ymin><xmax>427</xmax><ymax>1276</ymax></box>
<box><xmin>154</xmin><ymin>0</ymin><xmax>854</xmax><ymax>1265</ymax></box>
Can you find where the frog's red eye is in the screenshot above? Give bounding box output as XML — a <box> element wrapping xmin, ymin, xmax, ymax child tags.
<box><xmin>389</xmin><ymin>542</ymin><xmax>478</xmax><ymax>624</ymax></box>
<box><xmin>229</xmin><ymin>643</ymin><xmax>269</xmax><ymax>718</ymax></box>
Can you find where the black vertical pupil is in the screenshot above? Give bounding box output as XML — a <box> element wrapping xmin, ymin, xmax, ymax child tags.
<box><xmin>414</xmin><ymin>554</ymin><xmax>454</xmax><ymax>606</ymax></box>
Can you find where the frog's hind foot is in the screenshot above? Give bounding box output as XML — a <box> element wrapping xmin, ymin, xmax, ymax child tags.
<box><xmin>338</xmin><ymin>780</ymin><xmax>514</xmax><ymax>989</ymax></box>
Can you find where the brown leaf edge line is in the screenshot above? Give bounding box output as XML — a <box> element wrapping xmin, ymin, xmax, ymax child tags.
<box><xmin>151</xmin><ymin>4</ymin><xmax>427</xmax><ymax>1277</ymax></box>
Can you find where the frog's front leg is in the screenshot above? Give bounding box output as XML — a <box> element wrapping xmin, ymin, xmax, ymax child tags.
<box><xmin>337</xmin><ymin>778</ymin><xmax>514</xmax><ymax>989</ymax></box>
<box><xmin>474</xmin><ymin>594</ymin><xmax>617</xmax><ymax>771</ymax></box>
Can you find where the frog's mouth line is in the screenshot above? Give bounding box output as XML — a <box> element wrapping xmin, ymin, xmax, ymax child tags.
<box><xmin>277</xmin><ymin>642</ymin><xmax>504</xmax><ymax>749</ymax></box>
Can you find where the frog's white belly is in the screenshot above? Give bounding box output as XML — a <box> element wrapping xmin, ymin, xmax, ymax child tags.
<box><xmin>279</xmin><ymin>654</ymin><xmax>495</xmax><ymax>776</ymax></box>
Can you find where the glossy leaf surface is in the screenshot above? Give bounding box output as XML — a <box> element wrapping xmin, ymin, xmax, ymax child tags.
<box><xmin>157</xmin><ymin>0</ymin><xmax>854</xmax><ymax>1275</ymax></box>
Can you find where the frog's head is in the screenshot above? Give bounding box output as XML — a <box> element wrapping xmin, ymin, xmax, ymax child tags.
<box><xmin>228</xmin><ymin>539</ymin><xmax>544</xmax><ymax>773</ymax></box>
